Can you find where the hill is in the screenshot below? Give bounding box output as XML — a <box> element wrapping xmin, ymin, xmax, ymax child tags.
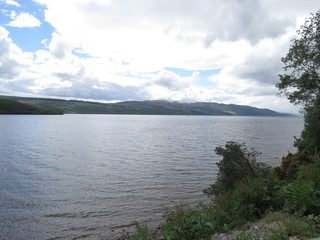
<box><xmin>0</xmin><ymin>96</ymin><xmax>292</xmax><ymax>116</ymax></box>
<box><xmin>0</xmin><ymin>99</ymin><xmax>63</xmax><ymax>115</ymax></box>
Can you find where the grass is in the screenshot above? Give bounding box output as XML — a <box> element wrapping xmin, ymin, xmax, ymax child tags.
<box><xmin>265</xmin><ymin>212</ymin><xmax>320</xmax><ymax>239</ymax></box>
<box><xmin>231</xmin><ymin>232</ymin><xmax>259</xmax><ymax>240</ymax></box>
<box><xmin>131</xmin><ymin>222</ymin><xmax>154</xmax><ymax>240</ymax></box>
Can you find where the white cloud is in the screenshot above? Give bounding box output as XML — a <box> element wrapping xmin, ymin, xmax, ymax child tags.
<box><xmin>34</xmin><ymin>0</ymin><xmax>293</xmax><ymax>71</ymax></box>
<box><xmin>47</xmin><ymin>32</ymin><xmax>74</xmax><ymax>59</ymax></box>
<box><xmin>0</xmin><ymin>26</ymin><xmax>31</xmax><ymax>79</ymax></box>
<box><xmin>1</xmin><ymin>0</ymin><xmax>20</xmax><ymax>7</ymax></box>
<box><xmin>0</xmin><ymin>26</ymin><xmax>35</xmax><ymax>96</ymax></box>
<box><xmin>153</xmin><ymin>70</ymin><xmax>198</xmax><ymax>91</ymax></box>
<box><xmin>7</xmin><ymin>12</ymin><xmax>41</xmax><ymax>28</ymax></box>
<box><xmin>1</xmin><ymin>0</ymin><xmax>319</xmax><ymax>113</ymax></box>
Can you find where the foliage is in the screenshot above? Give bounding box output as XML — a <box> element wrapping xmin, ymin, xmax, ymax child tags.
<box><xmin>0</xmin><ymin>95</ymin><xmax>290</xmax><ymax>116</ymax></box>
<box><xmin>276</xmin><ymin>10</ymin><xmax>320</xmax><ymax>108</ymax></box>
<box><xmin>278</xmin><ymin>157</ymin><xmax>320</xmax><ymax>217</ymax></box>
<box><xmin>276</xmin><ymin>10</ymin><xmax>320</xmax><ymax>154</ymax></box>
<box><xmin>204</xmin><ymin>141</ymin><xmax>271</xmax><ymax>197</ymax></box>
<box><xmin>280</xmin><ymin>180</ymin><xmax>320</xmax><ymax>216</ymax></box>
<box><xmin>132</xmin><ymin>147</ymin><xmax>320</xmax><ymax>240</ymax></box>
<box><xmin>227</xmin><ymin>177</ymin><xmax>283</xmax><ymax>220</ymax></box>
<box><xmin>266</xmin><ymin>212</ymin><xmax>320</xmax><ymax>239</ymax></box>
<box><xmin>231</xmin><ymin>232</ymin><xmax>258</xmax><ymax>240</ymax></box>
<box><xmin>272</xmin><ymin>150</ymin><xmax>313</xmax><ymax>180</ymax></box>
<box><xmin>131</xmin><ymin>222</ymin><xmax>154</xmax><ymax>240</ymax></box>
<box><xmin>294</xmin><ymin>97</ymin><xmax>320</xmax><ymax>153</ymax></box>
<box><xmin>297</xmin><ymin>156</ymin><xmax>320</xmax><ymax>183</ymax></box>
<box><xmin>0</xmin><ymin>99</ymin><xmax>62</xmax><ymax>114</ymax></box>
<box><xmin>267</xmin><ymin>229</ymin><xmax>289</xmax><ymax>240</ymax></box>
<box><xmin>306</xmin><ymin>214</ymin><xmax>320</xmax><ymax>225</ymax></box>
<box><xmin>161</xmin><ymin>204</ymin><xmax>217</xmax><ymax>240</ymax></box>
<box><xmin>160</xmin><ymin>176</ymin><xmax>281</xmax><ymax>240</ymax></box>
<box><xmin>273</xmin><ymin>153</ymin><xmax>320</xmax><ymax>216</ymax></box>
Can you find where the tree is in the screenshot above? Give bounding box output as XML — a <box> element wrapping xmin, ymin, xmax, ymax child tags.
<box><xmin>294</xmin><ymin>97</ymin><xmax>320</xmax><ymax>153</ymax></box>
<box><xmin>277</xmin><ymin>10</ymin><xmax>320</xmax><ymax>107</ymax></box>
<box><xmin>277</xmin><ymin>10</ymin><xmax>320</xmax><ymax>154</ymax></box>
<box><xmin>203</xmin><ymin>141</ymin><xmax>270</xmax><ymax>197</ymax></box>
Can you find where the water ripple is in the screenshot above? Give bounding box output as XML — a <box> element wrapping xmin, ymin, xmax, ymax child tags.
<box><xmin>0</xmin><ymin>115</ymin><xmax>303</xmax><ymax>239</ymax></box>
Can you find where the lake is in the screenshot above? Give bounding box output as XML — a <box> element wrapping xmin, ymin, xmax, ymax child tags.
<box><xmin>0</xmin><ymin>115</ymin><xmax>303</xmax><ymax>239</ymax></box>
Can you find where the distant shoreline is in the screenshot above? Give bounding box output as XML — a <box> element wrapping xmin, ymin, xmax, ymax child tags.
<box><xmin>0</xmin><ymin>95</ymin><xmax>296</xmax><ymax>116</ymax></box>
<box><xmin>0</xmin><ymin>98</ymin><xmax>63</xmax><ymax>115</ymax></box>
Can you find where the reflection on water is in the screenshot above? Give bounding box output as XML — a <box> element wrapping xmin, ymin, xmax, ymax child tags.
<box><xmin>0</xmin><ymin>115</ymin><xmax>303</xmax><ymax>239</ymax></box>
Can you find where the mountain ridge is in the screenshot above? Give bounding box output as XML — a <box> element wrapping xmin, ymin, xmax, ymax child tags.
<box><xmin>0</xmin><ymin>98</ymin><xmax>63</xmax><ymax>114</ymax></box>
<box><xmin>0</xmin><ymin>96</ymin><xmax>294</xmax><ymax>116</ymax></box>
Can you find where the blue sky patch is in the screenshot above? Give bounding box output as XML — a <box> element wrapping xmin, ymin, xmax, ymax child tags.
<box><xmin>165</xmin><ymin>67</ymin><xmax>221</xmax><ymax>77</ymax></box>
<box><xmin>6</xmin><ymin>22</ymin><xmax>54</xmax><ymax>52</ymax></box>
<box><xmin>0</xmin><ymin>0</ymin><xmax>54</xmax><ymax>52</ymax></box>
<box><xmin>165</xmin><ymin>67</ymin><xmax>220</xmax><ymax>88</ymax></box>
<box><xmin>195</xmin><ymin>79</ymin><xmax>217</xmax><ymax>88</ymax></box>
<box><xmin>199</xmin><ymin>68</ymin><xmax>221</xmax><ymax>78</ymax></box>
<box><xmin>196</xmin><ymin>69</ymin><xmax>221</xmax><ymax>88</ymax></box>
<box><xmin>72</xmin><ymin>49</ymin><xmax>93</xmax><ymax>59</ymax></box>
<box><xmin>165</xmin><ymin>67</ymin><xmax>193</xmax><ymax>77</ymax></box>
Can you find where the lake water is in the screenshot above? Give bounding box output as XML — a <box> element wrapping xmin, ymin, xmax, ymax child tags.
<box><xmin>0</xmin><ymin>115</ymin><xmax>303</xmax><ymax>239</ymax></box>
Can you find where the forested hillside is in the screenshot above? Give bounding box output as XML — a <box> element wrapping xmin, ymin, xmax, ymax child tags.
<box><xmin>0</xmin><ymin>96</ymin><xmax>292</xmax><ymax>116</ymax></box>
<box><xmin>0</xmin><ymin>99</ymin><xmax>62</xmax><ymax>114</ymax></box>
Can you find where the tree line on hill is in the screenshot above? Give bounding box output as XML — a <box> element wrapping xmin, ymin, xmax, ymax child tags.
<box><xmin>0</xmin><ymin>98</ymin><xmax>62</xmax><ymax>115</ymax></box>
<box><xmin>0</xmin><ymin>96</ymin><xmax>293</xmax><ymax>116</ymax></box>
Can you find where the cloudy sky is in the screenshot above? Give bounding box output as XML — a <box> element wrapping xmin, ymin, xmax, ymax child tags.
<box><xmin>0</xmin><ymin>0</ymin><xmax>319</xmax><ymax>113</ymax></box>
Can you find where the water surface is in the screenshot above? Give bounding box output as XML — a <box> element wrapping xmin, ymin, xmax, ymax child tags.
<box><xmin>0</xmin><ymin>115</ymin><xmax>303</xmax><ymax>239</ymax></box>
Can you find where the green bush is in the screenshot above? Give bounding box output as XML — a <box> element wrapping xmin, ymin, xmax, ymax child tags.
<box><xmin>297</xmin><ymin>156</ymin><xmax>320</xmax><ymax>183</ymax></box>
<box><xmin>280</xmin><ymin>180</ymin><xmax>320</xmax><ymax>216</ymax></box>
<box><xmin>204</xmin><ymin>141</ymin><xmax>271</xmax><ymax>197</ymax></box>
<box><xmin>272</xmin><ymin>150</ymin><xmax>313</xmax><ymax>180</ymax></box>
<box><xmin>276</xmin><ymin>155</ymin><xmax>320</xmax><ymax>216</ymax></box>
<box><xmin>228</xmin><ymin>177</ymin><xmax>283</xmax><ymax>220</ymax></box>
<box><xmin>161</xmin><ymin>205</ymin><xmax>216</xmax><ymax>240</ymax></box>
<box><xmin>211</xmin><ymin>194</ymin><xmax>248</xmax><ymax>231</ymax></box>
<box><xmin>294</xmin><ymin>97</ymin><xmax>320</xmax><ymax>155</ymax></box>
<box><xmin>131</xmin><ymin>222</ymin><xmax>154</xmax><ymax>240</ymax></box>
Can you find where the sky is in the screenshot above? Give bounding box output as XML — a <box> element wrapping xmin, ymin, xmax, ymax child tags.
<box><xmin>0</xmin><ymin>0</ymin><xmax>319</xmax><ymax>114</ymax></box>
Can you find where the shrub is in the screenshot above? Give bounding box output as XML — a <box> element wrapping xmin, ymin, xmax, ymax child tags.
<box><xmin>297</xmin><ymin>156</ymin><xmax>320</xmax><ymax>184</ymax></box>
<box><xmin>228</xmin><ymin>177</ymin><xmax>283</xmax><ymax>220</ymax></box>
<box><xmin>161</xmin><ymin>205</ymin><xmax>216</xmax><ymax>240</ymax></box>
<box><xmin>294</xmin><ymin>97</ymin><xmax>320</xmax><ymax>155</ymax></box>
<box><xmin>272</xmin><ymin>150</ymin><xmax>313</xmax><ymax>180</ymax></box>
<box><xmin>204</xmin><ymin>141</ymin><xmax>271</xmax><ymax>197</ymax></box>
<box><xmin>131</xmin><ymin>222</ymin><xmax>154</xmax><ymax>240</ymax></box>
<box><xmin>280</xmin><ymin>180</ymin><xmax>320</xmax><ymax>216</ymax></box>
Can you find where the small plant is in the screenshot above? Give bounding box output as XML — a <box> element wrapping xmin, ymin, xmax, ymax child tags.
<box><xmin>266</xmin><ymin>212</ymin><xmax>320</xmax><ymax>239</ymax></box>
<box><xmin>282</xmin><ymin>217</ymin><xmax>319</xmax><ymax>239</ymax></box>
<box><xmin>131</xmin><ymin>222</ymin><xmax>154</xmax><ymax>240</ymax></box>
<box><xmin>297</xmin><ymin>156</ymin><xmax>320</xmax><ymax>183</ymax></box>
<box><xmin>161</xmin><ymin>204</ymin><xmax>217</xmax><ymax>240</ymax></box>
<box><xmin>307</xmin><ymin>214</ymin><xmax>320</xmax><ymax>225</ymax></box>
<box><xmin>232</xmin><ymin>232</ymin><xmax>258</xmax><ymax>240</ymax></box>
<box><xmin>267</xmin><ymin>228</ymin><xmax>288</xmax><ymax>240</ymax></box>
<box><xmin>272</xmin><ymin>150</ymin><xmax>313</xmax><ymax>180</ymax></box>
<box><xmin>280</xmin><ymin>180</ymin><xmax>320</xmax><ymax>216</ymax></box>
